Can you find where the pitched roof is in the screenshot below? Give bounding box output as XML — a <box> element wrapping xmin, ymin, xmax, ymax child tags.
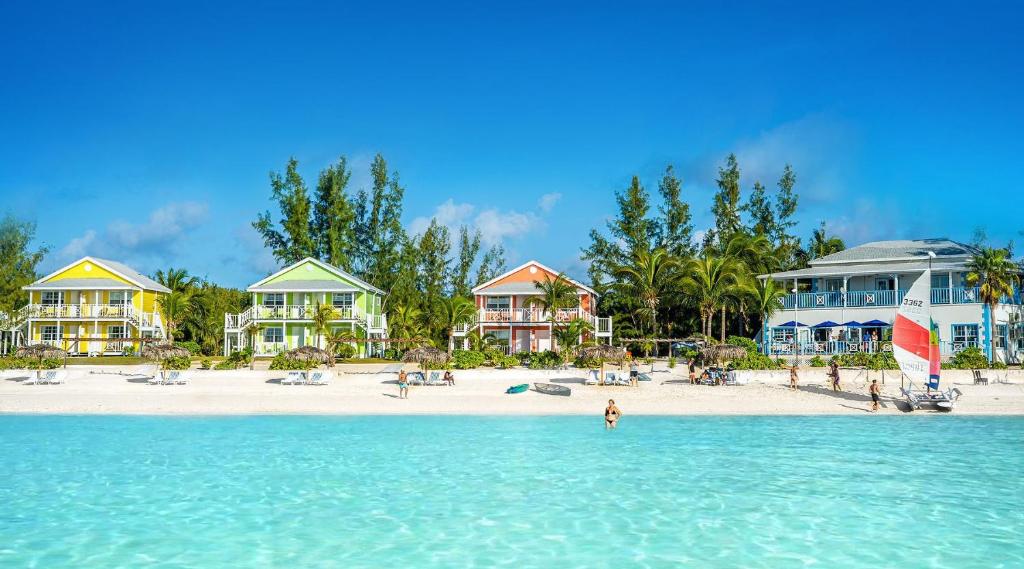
<box><xmin>472</xmin><ymin>260</ymin><xmax>596</xmax><ymax>295</ymax></box>
<box><xmin>28</xmin><ymin>256</ymin><xmax>171</xmax><ymax>293</ymax></box>
<box><xmin>811</xmin><ymin>238</ymin><xmax>977</xmax><ymax>266</ymax></box>
<box><xmin>248</xmin><ymin>258</ymin><xmax>385</xmax><ymax>295</ymax></box>
<box><xmin>26</xmin><ymin>278</ymin><xmax>138</xmax><ymax>290</ymax></box>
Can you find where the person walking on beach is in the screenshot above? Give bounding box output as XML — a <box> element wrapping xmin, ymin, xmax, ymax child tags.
<box><xmin>829</xmin><ymin>361</ymin><xmax>842</xmax><ymax>392</ymax></box>
<box><xmin>869</xmin><ymin>379</ymin><xmax>881</xmax><ymax>412</ymax></box>
<box><xmin>397</xmin><ymin>370</ymin><xmax>409</xmax><ymax>399</ymax></box>
<box><xmin>629</xmin><ymin>360</ymin><xmax>639</xmax><ymax>386</ymax></box>
<box><xmin>789</xmin><ymin>365</ymin><xmax>799</xmax><ymax>390</ymax></box>
<box><xmin>604</xmin><ymin>399</ymin><xmax>621</xmax><ymax>429</ymax></box>
<box><xmin>688</xmin><ymin>359</ymin><xmax>697</xmax><ymax>384</ymax></box>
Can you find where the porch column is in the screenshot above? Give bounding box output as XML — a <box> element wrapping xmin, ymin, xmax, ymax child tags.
<box><xmin>842</xmin><ymin>277</ymin><xmax>848</xmax><ymax>307</ymax></box>
<box><xmin>948</xmin><ymin>271</ymin><xmax>954</xmax><ymax>302</ymax></box>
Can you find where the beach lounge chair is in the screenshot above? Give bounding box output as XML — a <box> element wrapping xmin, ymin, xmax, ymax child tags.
<box><xmin>722</xmin><ymin>370</ymin><xmax>738</xmax><ymax>386</ymax></box>
<box><xmin>425</xmin><ymin>371</ymin><xmax>446</xmax><ymax>386</ymax></box>
<box><xmin>584</xmin><ymin>370</ymin><xmax>600</xmax><ymax>385</ymax></box>
<box><xmin>407</xmin><ymin>372</ymin><xmax>425</xmax><ymax>386</ymax></box>
<box><xmin>171</xmin><ymin>371</ymin><xmax>190</xmax><ymax>385</ymax></box>
<box><xmin>309</xmin><ymin>371</ymin><xmax>332</xmax><ymax>385</ymax></box>
<box><xmin>161</xmin><ymin>371</ymin><xmax>181</xmax><ymax>385</ymax></box>
<box><xmin>46</xmin><ymin>370</ymin><xmax>67</xmax><ymax>384</ymax></box>
<box><xmin>282</xmin><ymin>371</ymin><xmax>305</xmax><ymax>385</ymax></box>
<box><xmin>26</xmin><ymin>371</ymin><xmax>56</xmax><ymax>385</ymax></box>
<box><xmin>972</xmin><ymin>370</ymin><xmax>989</xmax><ymax>385</ymax></box>
<box><xmin>637</xmin><ymin>372</ymin><xmax>653</xmax><ymax>382</ymax></box>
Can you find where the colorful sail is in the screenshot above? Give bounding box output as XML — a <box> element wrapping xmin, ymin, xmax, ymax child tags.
<box><xmin>892</xmin><ymin>270</ymin><xmax>932</xmax><ymax>384</ymax></box>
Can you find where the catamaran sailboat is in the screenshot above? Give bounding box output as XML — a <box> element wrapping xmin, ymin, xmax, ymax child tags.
<box><xmin>894</xmin><ymin>267</ymin><xmax>962</xmax><ymax>411</ymax></box>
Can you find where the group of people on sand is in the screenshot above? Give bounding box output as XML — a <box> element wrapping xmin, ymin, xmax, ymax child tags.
<box><xmin>789</xmin><ymin>361</ymin><xmax>882</xmax><ymax>412</ymax></box>
<box><xmin>395</xmin><ymin>369</ymin><xmax>454</xmax><ymax>398</ymax></box>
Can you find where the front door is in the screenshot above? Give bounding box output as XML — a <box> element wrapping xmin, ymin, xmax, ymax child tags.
<box><xmin>536</xmin><ymin>329</ymin><xmax>551</xmax><ymax>352</ymax></box>
<box><xmin>516</xmin><ymin>330</ymin><xmax>531</xmax><ymax>353</ymax></box>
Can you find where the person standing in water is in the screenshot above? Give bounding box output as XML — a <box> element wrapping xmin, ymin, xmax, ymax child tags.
<box><xmin>604</xmin><ymin>399</ymin><xmax>622</xmax><ymax>429</ymax></box>
<box><xmin>869</xmin><ymin>379</ymin><xmax>881</xmax><ymax>412</ymax></box>
<box><xmin>397</xmin><ymin>370</ymin><xmax>409</xmax><ymax>399</ymax></box>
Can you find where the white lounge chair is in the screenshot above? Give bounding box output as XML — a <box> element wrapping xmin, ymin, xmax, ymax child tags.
<box><xmin>161</xmin><ymin>371</ymin><xmax>181</xmax><ymax>385</ymax></box>
<box><xmin>47</xmin><ymin>370</ymin><xmax>67</xmax><ymax>384</ymax></box>
<box><xmin>148</xmin><ymin>372</ymin><xmax>165</xmax><ymax>385</ymax></box>
<box><xmin>407</xmin><ymin>372</ymin><xmax>425</xmax><ymax>386</ymax></box>
<box><xmin>584</xmin><ymin>370</ymin><xmax>600</xmax><ymax>385</ymax></box>
<box><xmin>23</xmin><ymin>371</ymin><xmax>46</xmax><ymax>385</ymax></box>
<box><xmin>171</xmin><ymin>371</ymin><xmax>190</xmax><ymax>385</ymax></box>
<box><xmin>282</xmin><ymin>371</ymin><xmax>305</xmax><ymax>385</ymax></box>
<box><xmin>309</xmin><ymin>371</ymin><xmax>332</xmax><ymax>385</ymax></box>
<box><xmin>425</xmin><ymin>371</ymin><xmax>446</xmax><ymax>386</ymax></box>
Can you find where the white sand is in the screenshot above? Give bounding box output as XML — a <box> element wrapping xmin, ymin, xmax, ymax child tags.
<box><xmin>2</xmin><ymin>364</ymin><xmax>1023</xmax><ymax>416</ymax></box>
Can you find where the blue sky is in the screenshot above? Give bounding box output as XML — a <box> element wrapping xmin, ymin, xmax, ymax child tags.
<box><xmin>2</xmin><ymin>1</ymin><xmax>1021</xmax><ymax>287</ymax></box>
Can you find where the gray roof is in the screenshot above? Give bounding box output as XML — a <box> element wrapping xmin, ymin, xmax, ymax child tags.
<box><xmin>476</xmin><ymin>282</ymin><xmax>587</xmax><ymax>295</ymax></box>
<box><xmin>26</xmin><ymin>278</ymin><xmax>137</xmax><ymax>290</ymax></box>
<box><xmin>811</xmin><ymin>238</ymin><xmax>977</xmax><ymax>265</ymax></box>
<box><xmin>763</xmin><ymin>260</ymin><xmax>966</xmax><ymax>280</ymax></box>
<box><xmin>248</xmin><ymin>280</ymin><xmax>362</xmax><ymax>292</ymax></box>
<box><xmin>93</xmin><ymin>258</ymin><xmax>172</xmax><ymax>293</ymax></box>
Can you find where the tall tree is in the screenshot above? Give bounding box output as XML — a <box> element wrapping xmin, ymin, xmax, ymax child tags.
<box><xmin>743</xmin><ymin>181</ymin><xmax>775</xmax><ymax>238</ymax></box>
<box><xmin>710</xmin><ymin>154</ymin><xmax>743</xmax><ymax>245</ymax></box>
<box><xmin>610</xmin><ymin>247</ymin><xmax>679</xmax><ymax>336</ymax></box>
<box><xmin>452</xmin><ymin>227</ymin><xmax>482</xmax><ymax>297</ymax></box>
<box><xmin>965</xmin><ymin>247</ymin><xmax>1020</xmax><ymax>359</ymax></box>
<box><xmin>154</xmin><ymin>267</ymin><xmax>199</xmax><ymax>293</ymax></box>
<box><xmin>355</xmin><ymin>154</ymin><xmax>406</xmax><ymax>294</ymax></box>
<box><xmin>807</xmin><ymin>221</ymin><xmax>846</xmax><ymax>260</ymax></box>
<box><xmin>417</xmin><ymin>219</ymin><xmax>452</xmax><ymax>338</ymax></box>
<box><xmin>475</xmin><ymin>244</ymin><xmax>507</xmax><ymax>286</ymax></box>
<box><xmin>439</xmin><ymin>296</ymin><xmax>477</xmax><ymax>353</ymax></box>
<box><xmin>0</xmin><ymin>215</ymin><xmax>48</xmax><ymax>317</ymax></box>
<box><xmin>253</xmin><ymin>158</ymin><xmax>316</xmax><ymax>264</ymax></box>
<box><xmin>656</xmin><ymin>165</ymin><xmax>694</xmax><ymax>257</ymax></box>
<box><xmin>679</xmin><ymin>252</ymin><xmax>742</xmax><ymax>339</ymax></box>
<box><xmin>774</xmin><ymin>164</ymin><xmax>801</xmax><ymax>267</ymax></box>
<box><xmin>313</xmin><ymin>156</ymin><xmax>357</xmax><ymax>271</ymax></box>
<box><xmin>582</xmin><ymin>175</ymin><xmax>657</xmax><ymax>287</ymax></box>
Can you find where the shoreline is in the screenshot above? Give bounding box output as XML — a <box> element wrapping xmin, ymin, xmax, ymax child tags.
<box><xmin>3</xmin><ymin>364</ymin><xmax>1023</xmax><ymax>416</ymax></box>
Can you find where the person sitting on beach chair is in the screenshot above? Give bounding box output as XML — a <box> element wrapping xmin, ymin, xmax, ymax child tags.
<box><xmin>443</xmin><ymin>370</ymin><xmax>454</xmax><ymax>386</ymax></box>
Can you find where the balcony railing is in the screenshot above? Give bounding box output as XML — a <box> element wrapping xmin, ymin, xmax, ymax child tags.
<box><xmin>478</xmin><ymin>307</ymin><xmax>594</xmax><ymax>323</ymax></box>
<box><xmin>21</xmin><ymin>304</ymin><xmax>161</xmax><ymax>329</ymax></box>
<box><xmin>765</xmin><ymin>339</ymin><xmax>980</xmax><ymax>358</ymax></box>
<box><xmin>779</xmin><ymin>287</ymin><xmax>995</xmax><ymax>310</ymax></box>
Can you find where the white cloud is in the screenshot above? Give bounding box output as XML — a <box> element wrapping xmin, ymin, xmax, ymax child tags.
<box><xmin>537</xmin><ymin>192</ymin><xmax>562</xmax><ymax>213</ymax></box>
<box><xmin>408</xmin><ymin>199</ymin><xmax>475</xmax><ymax>235</ymax></box>
<box><xmin>474</xmin><ymin>209</ymin><xmax>540</xmax><ymax>245</ymax></box>
<box><xmin>56</xmin><ymin>201</ymin><xmax>208</xmax><ymax>268</ymax></box>
<box><xmin>408</xmin><ymin>197</ymin><xmax>550</xmax><ymax>246</ymax></box>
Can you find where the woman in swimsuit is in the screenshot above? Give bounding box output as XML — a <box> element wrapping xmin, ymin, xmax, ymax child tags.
<box><xmin>443</xmin><ymin>370</ymin><xmax>454</xmax><ymax>386</ymax></box>
<box><xmin>397</xmin><ymin>370</ymin><xmax>409</xmax><ymax>399</ymax></box>
<box><xmin>604</xmin><ymin>399</ymin><xmax>621</xmax><ymax>429</ymax></box>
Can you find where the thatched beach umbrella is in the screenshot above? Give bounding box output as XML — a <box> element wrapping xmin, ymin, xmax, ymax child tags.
<box><xmin>578</xmin><ymin>345</ymin><xmax>626</xmax><ymax>385</ymax></box>
<box><xmin>16</xmin><ymin>343</ymin><xmax>68</xmax><ymax>372</ymax></box>
<box><xmin>284</xmin><ymin>345</ymin><xmax>334</xmax><ymax>367</ymax></box>
<box><xmin>401</xmin><ymin>346</ymin><xmax>450</xmax><ymax>370</ymax></box>
<box><xmin>141</xmin><ymin>342</ymin><xmax>191</xmax><ymax>361</ymax></box>
<box><xmin>700</xmin><ymin>344</ymin><xmax>747</xmax><ymax>365</ymax></box>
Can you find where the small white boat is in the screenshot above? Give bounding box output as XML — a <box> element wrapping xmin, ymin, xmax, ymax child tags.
<box><xmin>534</xmin><ymin>382</ymin><xmax>571</xmax><ymax>397</ymax></box>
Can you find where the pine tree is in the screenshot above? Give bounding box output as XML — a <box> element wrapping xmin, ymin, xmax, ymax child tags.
<box><xmin>475</xmin><ymin>244</ymin><xmax>507</xmax><ymax>286</ymax></box>
<box><xmin>743</xmin><ymin>181</ymin><xmax>775</xmax><ymax>238</ymax></box>
<box><xmin>452</xmin><ymin>227</ymin><xmax>482</xmax><ymax>297</ymax></box>
<box><xmin>710</xmin><ymin>154</ymin><xmax>743</xmax><ymax>246</ymax></box>
<box><xmin>355</xmin><ymin>154</ymin><xmax>406</xmax><ymax>292</ymax></box>
<box><xmin>253</xmin><ymin>158</ymin><xmax>316</xmax><ymax>264</ymax></box>
<box><xmin>312</xmin><ymin>156</ymin><xmax>357</xmax><ymax>271</ymax></box>
<box><xmin>417</xmin><ymin>219</ymin><xmax>452</xmax><ymax>340</ymax></box>
<box><xmin>774</xmin><ymin>164</ymin><xmax>800</xmax><ymax>267</ymax></box>
<box><xmin>657</xmin><ymin>165</ymin><xmax>693</xmax><ymax>257</ymax></box>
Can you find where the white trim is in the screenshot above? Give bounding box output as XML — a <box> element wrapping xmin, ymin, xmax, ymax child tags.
<box><xmin>246</xmin><ymin>257</ymin><xmax>385</xmax><ymax>295</ymax></box>
<box><xmin>471</xmin><ymin>260</ymin><xmax>597</xmax><ymax>295</ymax></box>
<box><xmin>26</xmin><ymin>257</ymin><xmax>156</xmax><ymax>291</ymax></box>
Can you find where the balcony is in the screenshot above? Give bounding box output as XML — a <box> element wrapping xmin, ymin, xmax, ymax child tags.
<box><xmin>225</xmin><ymin>304</ymin><xmax>386</xmax><ymax>334</ymax></box>
<box><xmin>455</xmin><ymin>308</ymin><xmax>612</xmax><ymax>337</ymax></box>
<box><xmin>778</xmin><ymin>287</ymin><xmax>997</xmax><ymax>310</ymax></box>
<box><xmin>766</xmin><ymin>339</ymin><xmax>981</xmax><ymax>359</ymax></box>
<box><xmin>20</xmin><ymin>304</ymin><xmax>161</xmax><ymax>328</ymax></box>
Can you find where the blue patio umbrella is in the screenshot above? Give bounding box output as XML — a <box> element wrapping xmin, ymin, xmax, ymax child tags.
<box><xmin>812</xmin><ymin>320</ymin><xmax>840</xmax><ymax>328</ymax></box>
<box><xmin>778</xmin><ymin>321</ymin><xmax>808</xmax><ymax>327</ymax></box>
<box><xmin>841</xmin><ymin>320</ymin><xmax>863</xmax><ymax>327</ymax></box>
<box><xmin>861</xmin><ymin>319</ymin><xmax>891</xmax><ymax>327</ymax></box>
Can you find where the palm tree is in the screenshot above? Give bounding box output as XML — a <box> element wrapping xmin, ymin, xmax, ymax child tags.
<box><xmin>679</xmin><ymin>252</ymin><xmax>742</xmax><ymax>339</ymax></box>
<box><xmin>155</xmin><ymin>267</ymin><xmax>200</xmax><ymax>293</ymax></box>
<box><xmin>522</xmin><ymin>273</ymin><xmax>580</xmax><ymax>316</ymax></box>
<box><xmin>466</xmin><ymin>329</ymin><xmax>498</xmax><ymax>352</ymax></box>
<box><xmin>610</xmin><ymin>247</ymin><xmax>678</xmax><ymax>336</ymax></box>
<box><xmin>750</xmin><ymin>278</ymin><xmax>787</xmax><ymax>353</ymax></box>
<box><xmin>157</xmin><ymin>290</ymin><xmax>193</xmax><ymax>342</ymax></box>
<box><xmin>966</xmin><ymin>247</ymin><xmax>1021</xmax><ymax>358</ymax></box>
<box><xmin>552</xmin><ymin>318</ymin><xmax>593</xmax><ymax>361</ymax></box>
<box><xmin>439</xmin><ymin>296</ymin><xmax>477</xmax><ymax>353</ymax></box>
<box><xmin>807</xmin><ymin>222</ymin><xmax>846</xmax><ymax>260</ymax></box>
<box><xmin>325</xmin><ymin>328</ymin><xmax>358</xmax><ymax>363</ymax></box>
<box><xmin>309</xmin><ymin>302</ymin><xmax>338</xmax><ymax>349</ymax></box>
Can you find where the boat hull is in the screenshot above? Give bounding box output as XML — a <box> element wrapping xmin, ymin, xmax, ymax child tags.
<box><xmin>534</xmin><ymin>382</ymin><xmax>571</xmax><ymax>397</ymax></box>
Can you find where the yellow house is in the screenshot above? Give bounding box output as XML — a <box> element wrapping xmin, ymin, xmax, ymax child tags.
<box><xmin>20</xmin><ymin>257</ymin><xmax>170</xmax><ymax>355</ymax></box>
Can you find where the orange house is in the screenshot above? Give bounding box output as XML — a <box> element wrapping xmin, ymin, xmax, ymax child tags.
<box><xmin>456</xmin><ymin>261</ymin><xmax>612</xmax><ymax>353</ymax></box>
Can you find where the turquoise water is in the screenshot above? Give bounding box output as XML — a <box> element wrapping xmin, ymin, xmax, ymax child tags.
<box><xmin>1</xmin><ymin>416</ymin><xmax>1021</xmax><ymax>568</ymax></box>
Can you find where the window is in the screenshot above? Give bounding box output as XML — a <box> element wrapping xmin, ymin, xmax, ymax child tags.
<box><xmin>108</xmin><ymin>326</ymin><xmax>126</xmax><ymax>339</ymax></box>
<box><xmin>994</xmin><ymin>324</ymin><xmax>1008</xmax><ymax>349</ymax></box>
<box><xmin>952</xmin><ymin>324</ymin><xmax>979</xmax><ymax>346</ymax></box>
<box><xmin>875</xmin><ymin>278</ymin><xmax>893</xmax><ymax>291</ymax></box>
<box><xmin>263</xmin><ymin>293</ymin><xmax>284</xmax><ymax>307</ymax></box>
<box><xmin>109</xmin><ymin>291</ymin><xmax>130</xmax><ymax>305</ymax></box>
<box><xmin>41</xmin><ymin>291</ymin><xmax>63</xmax><ymax>305</ymax></box>
<box><xmin>41</xmin><ymin>326</ymin><xmax>62</xmax><ymax>342</ymax></box>
<box><xmin>825</xmin><ymin>279</ymin><xmax>843</xmax><ymax>292</ymax></box>
<box><xmin>332</xmin><ymin>293</ymin><xmax>354</xmax><ymax>310</ymax></box>
<box><xmin>931</xmin><ymin>274</ymin><xmax>950</xmax><ymax>288</ymax></box>
<box><xmin>263</xmin><ymin>327</ymin><xmax>284</xmax><ymax>343</ymax></box>
<box><xmin>486</xmin><ymin>296</ymin><xmax>510</xmax><ymax>310</ymax></box>
<box><xmin>490</xmin><ymin>330</ymin><xmax>511</xmax><ymax>346</ymax></box>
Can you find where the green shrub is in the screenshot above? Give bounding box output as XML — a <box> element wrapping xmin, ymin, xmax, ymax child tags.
<box><xmin>199</xmin><ymin>358</ymin><xmax>212</xmax><ymax>370</ymax></box>
<box><xmin>730</xmin><ymin>352</ymin><xmax>784</xmax><ymax>370</ymax></box>
<box><xmin>334</xmin><ymin>344</ymin><xmax>357</xmax><ymax>360</ymax></box>
<box><xmin>808</xmin><ymin>355</ymin><xmax>827</xmax><ymax>367</ymax></box>
<box><xmin>0</xmin><ymin>356</ymin><xmax>62</xmax><ymax>370</ymax></box>
<box><xmin>175</xmin><ymin>341</ymin><xmax>202</xmax><ymax>355</ymax></box>
<box><xmin>574</xmin><ymin>356</ymin><xmax>602</xmax><ymax>369</ymax></box>
<box><xmin>668</xmin><ymin>357</ymin><xmax>676</xmax><ymax>369</ymax></box>
<box><xmin>213</xmin><ymin>359</ymin><xmax>238</xmax><ymax>370</ymax></box>
<box><xmin>162</xmin><ymin>355</ymin><xmax>192</xmax><ymax>370</ymax></box>
<box><xmin>122</xmin><ymin>345</ymin><xmax>137</xmax><ymax>356</ymax></box>
<box><xmin>495</xmin><ymin>354</ymin><xmax>519</xmax><ymax>369</ymax></box>
<box><xmin>520</xmin><ymin>350</ymin><xmax>561</xmax><ymax>369</ymax></box>
<box><xmin>268</xmin><ymin>353</ymin><xmax>313</xmax><ymax>370</ymax></box>
<box><xmin>451</xmin><ymin>350</ymin><xmax>486</xmax><ymax>369</ymax></box>
<box><xmin>383</xmin><ymin>348</ymin><xmax>402</xmax><ymax>361</ymax></box>
<box><xmin>725</xmin><ymin>335</ymin><xmax>759</xmax><ymax>355</ymax></box>
<box><xmin>946</xmin><ymin>347</ymin><xmax>1001</xmax><ymax>370</ymax></box>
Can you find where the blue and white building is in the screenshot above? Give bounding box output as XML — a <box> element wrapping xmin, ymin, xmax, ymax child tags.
<box><xmin>760</xmin><ymin>239</ymin><xmax>1023</xmax><ymax>363</ymax></box>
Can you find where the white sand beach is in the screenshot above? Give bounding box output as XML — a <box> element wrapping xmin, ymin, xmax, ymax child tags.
<box><xmin>2</xmin><ymin>364</ymin><xmax>1023</xmax><ymax>416</ymax></box>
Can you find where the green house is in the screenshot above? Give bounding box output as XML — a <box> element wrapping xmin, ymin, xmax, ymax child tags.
<box><xmin>224</xmin><ymin>258</ymin><xmax>387</xmax><ymax>357</ymax></box>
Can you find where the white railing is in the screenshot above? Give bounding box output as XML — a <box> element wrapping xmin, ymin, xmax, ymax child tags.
<box><xmin>594</xmin><ymin>317</ymin><xmax>612</xmax><ymax>335</ymax></box>
<box><xmin>478</xmin><ymin>307</ymin><xmax>594</xmax><ymax>324</ymax></box>
<box><xmin>23</xmin><ymin>303</ymin><xmax>161</xmax><ymax>329</ymax></box>
<box><xmin>253</xmin><ymin>342</ymin><xmax>287</xmax><ymax>356</ymax></box>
